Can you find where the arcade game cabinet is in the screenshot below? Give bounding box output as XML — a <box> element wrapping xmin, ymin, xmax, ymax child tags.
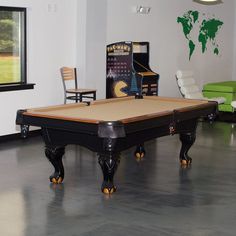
<box><xmin>106</xmin><ymin>41</ymin><xmax>159</xmax><ymax>98</ymax></box>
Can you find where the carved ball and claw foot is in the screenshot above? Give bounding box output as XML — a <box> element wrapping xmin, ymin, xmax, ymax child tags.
<box><xmin>45</xmin><ymin>146</ymin><xmax>65</xmax><ymax>184</ymax></box>
<box><xmin>180</xmin><ymin>156</ymin><xmax>192</xmax><ymax>167</ymax></box>
<box><xmin>179</xmin><ymin>132</ymin><xmax>196</xmax><ymax>168</ymax></box>
<box><xmin>134</xmin><ymin>144</ymin><xmax>146</xmax><ymax>162</ymax></box>
<box><xmin>50</xmin><ymin>173</ymin><xmax>63</xmax><ymax>184</ymax></box>
<box><xmin>101</xmin><ymin>182</ymin><xmax>117</xmax><ymax>194</ymax></box>
<box><xmin>98</xmin><ymin>153</ymin><xmax>120</xmax><ymax>194</ymax></box>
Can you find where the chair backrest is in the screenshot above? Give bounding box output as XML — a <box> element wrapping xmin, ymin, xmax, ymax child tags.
<box><xmin>176</xmin><ymin>70</ymin><xmax>204</xmax><ymax>99</ymax></box>
<box><xmin>60</xmin><ymin>67</ymin><xmax>78</xmax><ymax>90</ymax></box>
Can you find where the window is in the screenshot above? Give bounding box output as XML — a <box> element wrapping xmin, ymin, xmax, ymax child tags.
<box><xmin>0</xmin><ymin>6</ymin><xmax>34</xmax><ymax>92</ymax></box>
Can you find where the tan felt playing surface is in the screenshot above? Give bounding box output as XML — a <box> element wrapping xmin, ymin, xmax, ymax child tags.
<box><xmin>25</xmin><ymin>96</ymin><xmax>210</xmax><ymax>123</ymax></box>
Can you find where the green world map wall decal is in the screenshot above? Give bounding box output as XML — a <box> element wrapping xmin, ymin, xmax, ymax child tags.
<box><xmin>177</xmin><ymin>10</ymin><xmax>223</xmax><ymax>60</ymax></box>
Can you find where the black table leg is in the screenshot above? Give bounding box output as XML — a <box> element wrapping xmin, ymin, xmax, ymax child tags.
<box><xmin>134</xmin><ymin>144</ymin><xmax>145</xmax><ymax>161</ymax></box>
<box><xmin>179</xmin><ymin>132</ymin><xmax>196</xmax><ymax>166</ymax></box>
<box><xmin>98</xmin><ymin>137</ymin><xmax>121</xmax><ymax>194</ymax></box>
<box><xmin>45</xmin><ymin>146</ymin><xmax>65</xmax><ymax>184</ymax></box>
<box><xmin>98</xmin><ymin>153</ymin><xmax>120</xmax><ymax>194</ymax></box>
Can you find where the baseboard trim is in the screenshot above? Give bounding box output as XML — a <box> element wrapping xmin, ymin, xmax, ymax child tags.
<box><xmin>0</xmin><ymin>130</ymin><xmax>41</xmax><ymax>143</ymax></box>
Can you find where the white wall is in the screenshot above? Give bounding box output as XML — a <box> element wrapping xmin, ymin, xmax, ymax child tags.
<box><xmin>77</xmin><ymin>0</ymin><xmax>107</xmax><ymax>99</ymax></box>
<box><xmin>197</xmin><ymin>1</ymin><xmax>235</xmax><ymax>86</ymax></box>
<box><xmin>0</xmin><ymin>0</ymin><xmax>236</xmax><ymax>136</ymax></box>
<box><xmin>106</xmin><ymin>0</ymin><xmax>235</xmax><ymax>97</ymax></box>
<box><xmin>0</xmin><ymin>0</ymin><xmax>77</xmax><ymax>135</ymax></box>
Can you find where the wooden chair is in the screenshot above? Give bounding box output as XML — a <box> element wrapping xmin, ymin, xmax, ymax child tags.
<box><xmin>60</xmin><ymin>67</ymin><xmax>96</xmax><ymax>104</ymax></box>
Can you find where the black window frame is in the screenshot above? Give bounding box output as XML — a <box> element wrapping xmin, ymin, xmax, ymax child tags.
<box><xmin>0</xmin><ymin>6</ymin><xmax>34</xmax><ymax>92</ymax></box>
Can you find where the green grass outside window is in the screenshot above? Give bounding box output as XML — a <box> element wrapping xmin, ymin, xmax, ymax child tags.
<box><xmin>0</xmin><ymin>56</ymin><xmax>20</xmax><ymax>84</ymax></box>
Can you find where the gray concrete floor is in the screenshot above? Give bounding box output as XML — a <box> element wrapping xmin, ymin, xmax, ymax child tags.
<box><xmin>0</xmin><ymin>121</ymin><xmax>236</xmax><ymax>235</ymax></box>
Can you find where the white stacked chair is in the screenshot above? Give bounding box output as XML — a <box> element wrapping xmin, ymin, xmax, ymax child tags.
<box><xmin>176</xmin><ymin>70</ymin><xmax>225</xmax><ymax>104</ymax></box>
<box><xmin>231</xmin><ymin>101</ymin><xmax>236</xmax><ymax>109</ymax></box>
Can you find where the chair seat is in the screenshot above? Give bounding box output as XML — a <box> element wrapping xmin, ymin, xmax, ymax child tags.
<box><xmin>66</xmin><ymin>88</ymin><xmax>96</xmax><ymax>94</ymax></box>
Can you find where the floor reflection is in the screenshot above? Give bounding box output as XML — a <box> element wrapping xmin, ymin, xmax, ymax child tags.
<box><xmin>0</xmin><ymin>121</ymin><xmax>236</xmax><ymax>235</ymax></box>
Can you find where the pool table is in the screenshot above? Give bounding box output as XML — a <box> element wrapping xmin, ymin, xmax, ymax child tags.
<box><xmin>16</xmin><ymin>95</ymin><xmax>217</xmax><ymax>194</ymax></box>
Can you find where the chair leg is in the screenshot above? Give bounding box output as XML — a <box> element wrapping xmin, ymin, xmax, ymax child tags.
<box><xmin>75</xmin><ymin>94</ymin><xmax>79</xmax><ymax>103</ymax></box>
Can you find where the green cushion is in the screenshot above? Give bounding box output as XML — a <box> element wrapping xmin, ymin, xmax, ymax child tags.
<box><xmin>203</xmin><ymin>91</ymin><xmax>236</xmax><ymax>104</ymax></box>
<box><xmin>218</xmin><ymin>104</ymin><xmax>234</xmax><ymax>113</ymax></box>
<box><xmin>202</xmin><ymin>81</ymin><xmax>236</xmax><ymax>112</ymax></box>
<box><xmin>203</xmin><ymin>81</ymin><xmax>236</xmax><ymax>93</ymax></box>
